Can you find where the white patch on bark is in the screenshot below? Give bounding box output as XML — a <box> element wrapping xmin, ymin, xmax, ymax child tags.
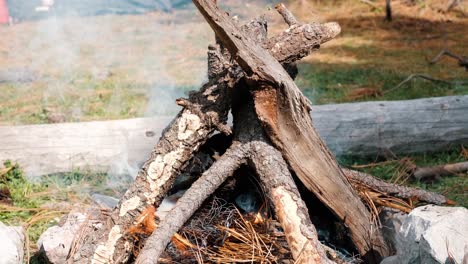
<box><xmin>272</xmin><ymin>186</ymin><xmax>322</xmax><ymax>263</ymax></box>
<box><xmin>177</xmin><ymin>112</ymin><xmax>201</xmax><ymax>141</ymax></box>
<box><xmin>144</xmin><ymin>149</ymin><xmax>184</xmax><ymax>203</ymax></box>
<box><xmin>119</xmin><ymin>196</ymin><xmax>141</xmax><ymax>217</ymax></box>
<box><xmin>92</xmin><ymin>225</ymin><xmax>122</xmax><ymax>264</ymax></box>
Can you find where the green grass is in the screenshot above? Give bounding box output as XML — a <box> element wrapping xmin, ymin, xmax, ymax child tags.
<box><xmin>340</xmin><ymin>148</ymin><xmax>468</xmax><ymax>207</ymax></box>
<box><xmin>296</xmin><ymin>63</ymin><xmax>468</xmax><ymax>105</ymax></box>
<box><xmin>0</xmin><ymin>161</ymin><xmax>125</xmax><ymax>252</ymax></box>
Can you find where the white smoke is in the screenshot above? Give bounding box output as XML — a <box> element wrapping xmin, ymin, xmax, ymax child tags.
<box><xmin>1</xmin><ymin>0</ymin><xmax>275</xmax><ymax>182</ymax></box>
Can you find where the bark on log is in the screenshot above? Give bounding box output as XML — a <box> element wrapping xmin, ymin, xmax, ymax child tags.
<box><xmin>191</xmin><ymin>0</ymin><xmax>388</xmax><ymax>260</ymax></box>
<box><xmin>343</xmin><ymin>169</ymin><xmax>451</xmax><ymax>205</ymax></box>
<box><xmin>136</xmin><ymin>88</ymin><xmax>333</xmax><ymax>264</ymax></box>
<box><xmin>135</xmin><ymin>144</ymin><xmax>248</xmax><ymax>264</ymax></box>
<box><xmin>67</xmin><ymin>6</ymin><xmax>344</xmax><ymax>263</ymax></box>
<box><xmin>249</xmin><ymin>141</ymin><xmax>333</xmax><ymax>264</ymax></box>
<box><xmin>412</xmin><ymin>161</ymin><xmax>468</xmax><ymax>181</ymax></box>
<box><xmin>1</xmin><ymin>96</ymin><xmax>467</xmax><ymax>178</ymax></box>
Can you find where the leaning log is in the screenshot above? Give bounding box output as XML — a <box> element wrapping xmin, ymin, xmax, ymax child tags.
<box><xmin>1</xmin><ymin>95</ymin><xmax>466</xmax><ymax>178</ymax></box>
<box><xmin>69</xmin><ymin>9</ymin><xmax>345</xmax><ymax>263</ymax></box>
<box><xmin>191</xmin><ymin>0</ymin><xmax>387</xmax><ymax>260</ymax></box>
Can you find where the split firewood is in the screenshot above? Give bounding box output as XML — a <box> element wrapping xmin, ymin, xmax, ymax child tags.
<box><xmin>68</xmin><ymin>2</ymin><xmax>455</xmax><ymax>263</ymax></box>
<box><xmin>136</xmin><ymin>90</ymin><xmax>333</xmax><ymax>264</ymax></box>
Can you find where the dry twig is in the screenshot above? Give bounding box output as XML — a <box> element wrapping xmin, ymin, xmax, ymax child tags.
<box><xmin>429</xmin><ymin>48</ymin><xmax>468</xmax><ymax>70</ymax></box>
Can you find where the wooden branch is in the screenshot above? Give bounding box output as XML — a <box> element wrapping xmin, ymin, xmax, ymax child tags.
<box><xmin>262</xmin><ymin>22</ymin><xmax>341</xmax><ymax>64</ymax></box>
<box><xmin>71</xmin><ymin>8</ymin><xmax>341</xmax><ymax>263</ymax></box>
<box><xmin>385</xmin><ymin>74</ymin><xmax>454</xmax><ymax>94</ymax></box>
<box><xmin>191</xmin><ymin>0</ymin><xmax>389</xmax><ymax>261</ymax></box>
<box><xmin>385</xmin><ymin>0</ymin><xmax>392</xmax><ymax>22</ymax></box>
<box><xmin>137</xmin><ymin>89</ymin><xmax>333</xmax><ymax>264</ymax></box>
<box><xmin>343</xmin><ymin>169</ymin><xmax>451</xmax><ymax>205</ymax></box>
<box><xmin>412</xmin><ymin>161</ymin><xmax>468</xmax><ymax>181</ymax></box>
<box><xmin>236</xmin><ymin>88</ymin><xmax>333</xmax><ymax>263</ymax></box>
<box><xmin>250</xmin><ymin>141</ymin><xmax>333</xmax><ymax>264</ymax></box>
<box><xmin>429</xmin><ymin>48</ymin><xmax>468</xmax><ymax>70</ymax></box>
<box><xmin>275</xmin><ymin>3</ymin><xmax>300</xmax><ymax>26</ymax></box>
<box><xmin>135</xmin><ymin>144</ymin><xmax>247</xmax><ymax>264</ymax></box>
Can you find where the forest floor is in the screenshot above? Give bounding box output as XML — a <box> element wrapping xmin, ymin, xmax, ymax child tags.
<box><xmin>0</xmin><ymin>0</ymin><xmax>466</xmax><ymax>254</ymax></box>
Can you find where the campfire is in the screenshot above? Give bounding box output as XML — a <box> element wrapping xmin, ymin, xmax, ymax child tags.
<box><xmin>3</xmin><ymin>1</ymin><xmax>461</xmax><ymax>264</ymax></box>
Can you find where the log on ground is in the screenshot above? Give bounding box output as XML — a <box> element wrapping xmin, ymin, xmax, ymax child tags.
<box><xmin>1</xmin><ymin>95</ymin><xmax>466</xmax><ymax>178</ymax></box>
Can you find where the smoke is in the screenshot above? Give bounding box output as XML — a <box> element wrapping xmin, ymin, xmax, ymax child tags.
<box><xmin>2</xmin><ymin>0</ymin><xmax>275</xmax><ymax>183</ymax></box>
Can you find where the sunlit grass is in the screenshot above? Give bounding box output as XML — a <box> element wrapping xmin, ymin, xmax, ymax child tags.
<box><xmin>0</xmin><ymin>161</ymin><xmax>126</xmax><ymax>253</ymax></box>
<box><xmin>341</xmin><ymin>147</ymin><xmax>468</xmax><ymax>207</ymax></box>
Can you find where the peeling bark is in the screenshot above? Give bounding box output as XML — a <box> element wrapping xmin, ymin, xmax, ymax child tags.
<box><xmin>71</xmin><ymin>5</ymin><xmax>343</xmax><ymax>263</ymax></box>
<box><xmin>250</xmin><ymin>141</ymin><xmax>333</xmax><ymax>264</ymax></box>
<box><xmin>136</xmin><ymin>89</ymin><xmax>334</xmax><ymax>264</ymax></box>
<box><xmin>343</xmin><ymin>168</ymin><xmax>453</xmax><ymax>205</ymax></box>
<box><xmin>191</xmin><ymin>0</ymin><xmax>389</xmax><ymax>261</ymax></box>
<box><xmin>135</xmin><ymin>144</ymin><xmax>248</xmax><ymax>264</ymax></box>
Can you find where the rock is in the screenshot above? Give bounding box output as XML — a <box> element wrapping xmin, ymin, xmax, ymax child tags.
<box><xmin>382</xmin><ymin>205</ymin><xmax>468</xmax><ymax>264</ymax></box>
<box><xmin>0</xmin><ymin>222</ymin><xmax>25</xmax><ymax>264</ymax></box>
<box><xmin>379</xmin><ymin>207</ymin><xmax>408</xmax><ymax>253</ymax></box>
<box><xmin>156</xmin><ymin>190</ymin><xmax>185</xmax><ymax>221</ymax></box>
<box><xmin>37</xmin><ymin>211</ymin><xmax>87</xmax><ymax>264</ymax></box>
<box><xmin>91</xmin><ymin>193</ymin><xmax>119</xmax><ymax>209</ymax></box>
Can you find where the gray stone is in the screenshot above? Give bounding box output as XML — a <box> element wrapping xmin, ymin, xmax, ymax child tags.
<box><xmin>382</xmin><ymin>205</ymin><xmax>468</xmax><ymax>264</ymax></box>
<box><xmin>37</xmin><ymin>211</ymin><xmax>87</xmax><ymax>264</ymax></box>
<box><xmin>379</xmin><ymin>207</ymin><xmax>408</xmax><ymax>253</ymax></box>
<box><xmin>0</xmin><ymin>222</ymin><xmax>25</xmax><ymax>264</ymax></box>
<box><xmin>91</xmin><ymin>193</ymin><xmax>119</xmax><ymax>209</ymax></box>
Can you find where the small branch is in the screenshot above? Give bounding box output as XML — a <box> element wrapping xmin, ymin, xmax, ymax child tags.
<box><xmin>343</xmin><ymin>169</ymin><xmax>452</xmax><ymax>205</ymax></box>
<box><xmin>384</xmin><ymin>73</ymin><xmax>459</xmax><ymax>94</ymax></box>
<box><xmin>250</xmin><ymin>141</ymin><xmax>334</xmax><ymax>264</ymax></box>
<box><xmin>412</xmin><ymin>161</ymin><xmax>468</xmax><ymax>181</ymax></box>
<box><xmin>446</xmin><ymin>0</ymin><xmax>461</xmax><ymax>12</ymax></box>
<box><xmin>275</xmin><ymin>3</ymin><xmax>300</xmax><ymax>26</ymax></box>
<box><xmin>135</xmin><ymin>144</ymin><xmax>247</xmax><ymax>264</ymax></box>
<box><xmin>429</xmin><ymin>48</ymin><xmax>468</xmax><ymax>70</ymax></box>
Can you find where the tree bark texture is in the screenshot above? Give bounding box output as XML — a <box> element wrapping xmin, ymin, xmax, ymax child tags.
<box><xmin>343</xmin><ymin>169</ymin><xmax>450</xmax><ymax>205</ymax></box>
<box><xmin>191</xmin><ymin>0</ymin><xmax>389</xmax><ymax>260</ymax></box>
<box><xmin>136</xmin><ymin>88</ymin><xmax>334</xmax><ymax>263</ymax></box>
<box><xmin>135</xmin><ymin>144</ymin><xmax>248</xmax><ymax>264</ymax></box>
<box><xmin>412</xmin><ymin>161</ymin><xmax>468</xmax><ymax>181</ymax></box>
<box><xmin>69</xmin><ymin>4</ymin><xmax>346</xmax><ymax>263</ymax></box>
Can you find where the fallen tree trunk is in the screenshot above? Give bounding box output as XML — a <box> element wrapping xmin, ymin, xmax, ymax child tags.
<box><xmin>1</xmin><ymin>95</ymin><xmax>466</xmax><ymax>178</ymax></box>
<box><xmin>411</xmin><ymin>161</ymin><xmax>468</xmax><ymax>181</ymax></box>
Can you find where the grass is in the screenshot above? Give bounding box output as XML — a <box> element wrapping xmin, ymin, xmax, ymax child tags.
<box><xmin>0</xmin><ymin>161</ymin><xmax>125</xmax><ymax>254</ymax></box>
<box><xmin>0</xmin><ymin>1</ymin><xmax>466</xmax><ymax>123</ymax></box>
<box><xmin>296</xmin><ymin>64</ymin><xmax>466</xmax><ymax>104</ymax></box>
<box><xmin>340</xmin><ymin>146</ymin><xmax>468</xmax><ymax>207</ymax></box>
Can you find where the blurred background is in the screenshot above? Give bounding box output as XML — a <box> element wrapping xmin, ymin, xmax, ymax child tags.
<box><xmin>0</xmin><ymin>0</ymin><xmax>466</xmax><ymax>125</ymax></box>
